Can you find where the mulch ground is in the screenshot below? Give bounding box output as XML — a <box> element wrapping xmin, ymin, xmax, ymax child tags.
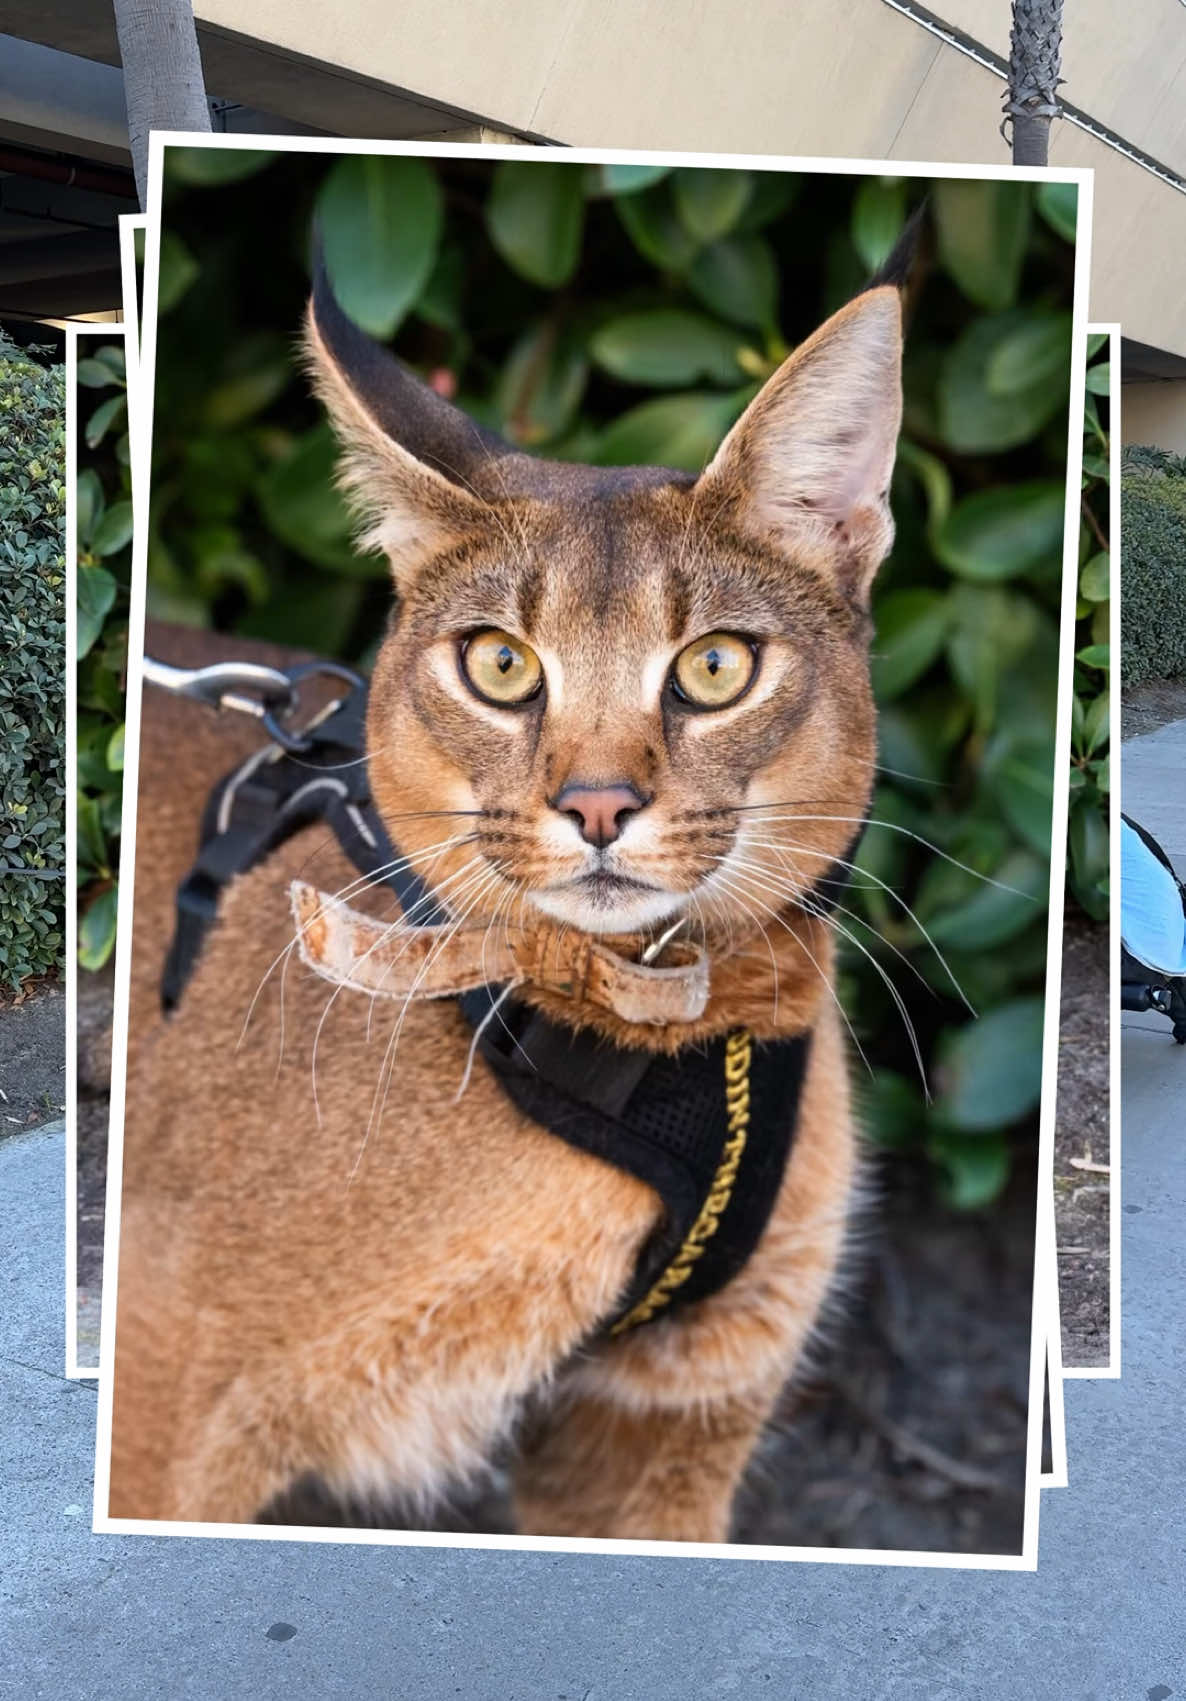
<box><xmin>0</xmin><ymin>978</ymin><xmax>65</xmax><ymax>1134</ymax></box>
<box><xmin>1122</xmin><ymin>677</ymin><xmax>1186</xmax><ymax>741</ymax></box>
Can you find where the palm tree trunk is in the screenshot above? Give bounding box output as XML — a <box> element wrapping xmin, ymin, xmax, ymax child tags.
<box><xmin>1004</xmin><ymin>0</ymin><xmax>1064</xmax><ymax>167</ymax></box>
<box><xmin>112</xmin><ymin>0</ymin><xmax>212</xmax><ymax>208</ymax></box>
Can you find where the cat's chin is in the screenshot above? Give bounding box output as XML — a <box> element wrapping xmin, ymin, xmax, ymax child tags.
<box><xmin>527</xmin><ymin>881</ymin><xmax>686</xmax><ymax>937</ymax></box>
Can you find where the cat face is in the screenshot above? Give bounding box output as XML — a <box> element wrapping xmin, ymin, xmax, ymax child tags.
<box><xmin>306</xmin><ymin>267</ymin><xmax>902</xmax><ymax>938</ymax></box>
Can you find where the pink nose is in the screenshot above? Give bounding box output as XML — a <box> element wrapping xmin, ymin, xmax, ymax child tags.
<box><xmin>552</xmin><ymin>783</ymin><xmax>646</xmax><ymax>849</ymax></box>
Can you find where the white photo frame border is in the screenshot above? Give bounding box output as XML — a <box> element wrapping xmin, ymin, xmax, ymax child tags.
<box><xmin>92</xmin><ymin>131</ymin><xmax>1094</xmax><ymax>1569</ymax></box>
<box><xmin>1061</xmin><ymin>322</ymin><xmax>1121</xmax><ymax>1384</ymax></box>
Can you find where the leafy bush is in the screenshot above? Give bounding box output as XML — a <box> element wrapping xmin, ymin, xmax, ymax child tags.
<box><xmin>75</xmin><ymin>342</ymin><xmax>132</xmax><ymax>972</ymax></box>
<box><xmin>1121</xmin><ymin>447</ymin><xmax>1186</xmax><ymax>688</ymax></box>
<box><xmin>0</xmin><ymin>333</ymin><xmax>65</xmax><ymax>991</ymax></box>
<box><xmin>1067</xmin><ymin>336</ymin><xmax>1110</xmax><ymax>921</ymax></box>
<box><xmin>148</xmin><ymin>150</ymin><xmax>1083</xmax><ymax>1207</ymax></box>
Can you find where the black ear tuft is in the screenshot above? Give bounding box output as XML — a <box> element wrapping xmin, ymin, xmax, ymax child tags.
<box><xmin>863</xmin><ymin>198</ymin><xmax>928</xmax><ymax>294</ymax></box>
<box><xmin>306</xmin><ymin>228</ymin><xmax>513</xmax><ymax>488</ymax></box>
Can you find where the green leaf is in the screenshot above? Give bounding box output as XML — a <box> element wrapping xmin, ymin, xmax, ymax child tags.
<box><xmin>870</xmin><ymin>588</ymin><xmax>951</xmax><ymax>701</ymax></box>
<box><xmin>935</xmin><ymin>481</ymin><xmax>1065</xmax><ymax>581</ymax></box>
<box><xmin>76</xmin><ymin>796</ymin><xmax>108</xmax><ymax>877</ymax></box>
<box><xmin>77</xmin><ymin>565</ymin><xmax>118</xmax><ymax>659</ymax></box>
<box><xmin>734</xmin><ymin>173</ymin><xmax>799</xmax><ymax>233</ymax></box>
<box><xmin>75</xmin><ymin>468</ymin><xmax>104</xmax><ymax>548</ymax></box>
<box><xmin>415</xmin><ymin>239</ymin><xmax>465</xmax><ymax>332</ymax></box>
<box><xmin>984</xmin><ymin>310</ymin><xmax>1072</xmax><ymax>395</ymax></box>
<box><xmin>157</xmin><ymin>231</ymin><xmax>200</xmax><ymax>314</ymax></box>
<box><xmin>1077</xmin><ymin>643</ymin><xmax>1110</xmax><ymax>669</ymax></box>
<box><xmin>1068</xmin><ymin>793</ymin><xmax>1109</xmax><ymax>898</ymax></box>
<box><xmin>1086</xmin><ymin>332</ymin><xmax>1109</xmax><ymax>360</ymax></box>
<box><xmin>924</xmin><ymin>848</ymin><xmax>1047</xmax><ymax>951</ymax></box>
<box><xmin>850</xmin><ymin>177</ymin><xmax>906</xmax><ymax>272</ymax></box>
<box><xmin>590</xmin><ymin>309</ymin><xmax>746</xmax><ymax>387</ymax></box>
<box><xmin>1079</xmin><ymin>551</ymin><xmax>1109</xmax><ymax>601</ymax></box>
<box><xmin>927</xmin><ymin>1130</ymin><xmax>1012</xmax><ymax>1210</ymax></box>
<box><xmin>1082</xmin><ymin>688</ymin><xmax>1110</xmax><ymax>755</ymax></box>
<box><xmin>933</xmin><ymin>996</ymin><xmax>1046</xmax><ymax>1132</ymax></box>
<box><xmin>895</xmin><ymin>438</ymin><xmax>952</xmax><ymax>536</ymax></box>
<box><xmin>318</xmin><ymin>155</ymin><xmax>444</xmax><ymax>338</ymax></box>
<box><xmin>202</xmin><ymin>339</ymin><xmax>291</xmax><ymax>429</ymax></box>
<box><xmin>672</xmin><ymin>169</ymin><xmax>752</xmax><ymax>242</ymax></box>
<box><xmin>496</xmin><ymin>322</ymin><xmax>588</xmax><ymax>446</ymax></box>
<box><xmin>589</xmin><ymin>163</ymin><xmax>671</xmax><ymax>197</ymax></box>
<box><xmin>92</xmin><ymin>344</ymin><xmax>126</xmax><ymax>382</ymax></box>
<box><xmin>1084</xmin><ymin>362</ymin><xmax>1111</xmax><ymax>396</ymax></box>
<box><xmin>486</xmin><ymin>161</ymin><xmax>584</xmax><ymax>289</ymax></box>
<box><xmin>75</xmin><ymin>358</ymin><xmax>116</xmax><ymax>389</ymax></box>
<box><xmin>256</xmin><ymin>424</ymin><xmax>377</xmax><ymax>575</ymax></box>
<box><xmin>78</xmin><ymin>885</ymin><xmax>118</xmax><ymax>972</ymax></box>
<box><xmin>685</xmin><ymin>235</ymin><xmax>779</xmax><ymax>331</ymax></box>
<box><xmin>91</xmin><ymin>500</ymin><xmax>134</xmax><ymax>559</ymax></box>
<box><xmin>945</xmin><ymin>585</ymin><xmax>1041</xmax><ymax>733</ymax></box>
<box><xmin>84</xmin><ymin>394</ymin><xmax>127</xmax><ymax>450</ymax></box>
<box><xmin>595</xmin><ymin>389</ymin><xmax>754</xmax><ymax>472</ymax></box>
<box><xmin>983</xmin><ymin>732</ymin><xmax>1055</xmax><ymax>855</ymax></box>
<box><xmin>106</xmin><ymin>723</ymin><xmax>125</xmax><ymax>773</ymax></box>
<box><xmin>166</xmin><ymin>147</ymin><xmax>276</xmax><ymax>186</ymax></box>
<box><xmin>1036</xmin><ymin>181</ymin><xmax>1079</xmax><ymax>243</ymax></box>
<box><xmin>939</xmin><ymin>311</ymin><xmax>1071</xmax><ymax>453</ymax></box>
<box><xmin>615</xmin><ymin>181</ymin><xmax>701</xmax><ymax>271</ymax></box>
<box><xmin>857</xmin><ymin>1069</ymin><xmax>926</xmax><ymax>1149</ymax></box>
<box><xmin>933</xmin><ymin>180</ymin><xmax>1031</xmax><ymax>311</ymax></box>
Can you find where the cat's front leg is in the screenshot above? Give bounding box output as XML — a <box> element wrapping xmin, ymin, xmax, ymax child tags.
<box><xmin>511</xmin><ymin>1383</ymin><xmax>776</xmax><ymax>1543</ymax></box>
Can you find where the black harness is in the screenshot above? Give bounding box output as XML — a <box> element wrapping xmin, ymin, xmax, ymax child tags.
<box><xmin>163</xmin><ymin>667</ymin><xmax>856</xmax><ymax>1334</ymax></box>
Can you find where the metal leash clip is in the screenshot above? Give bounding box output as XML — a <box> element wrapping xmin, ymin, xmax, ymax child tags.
<box><xmin>143</xmin><ymin>656</ymin><xmax>366</xmax><ymax>754</ymax></box>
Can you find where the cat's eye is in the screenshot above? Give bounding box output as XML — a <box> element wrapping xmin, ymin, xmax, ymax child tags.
<box><xmin>460</xmin><ymin>628</ymin><xmax>544</xmax><ymax>706</ymax></box>
<box><xmin>670</xmin><ymin>632</ymin><xmax>757</xmax><ymax>710</ymax></box>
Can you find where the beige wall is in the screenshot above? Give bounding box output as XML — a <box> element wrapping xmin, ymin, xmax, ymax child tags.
<box><xmin>11</xmin><ymin>0</ymin><xmax>1186</xmax><ymax>355</ymax></box>
<box><xmin>1123</xmin><ymin>381</ymin><xmax>1186</xmax><ymax>455</ymax></box>
<box><xmin>189</xmin><ymin>0</ymin><xmax>1186</xmax><ymax>361</ymax></box>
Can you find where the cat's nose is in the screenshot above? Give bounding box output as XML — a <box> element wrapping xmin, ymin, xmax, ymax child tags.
<box><xmin>552</xmin><ymin>782</ymin><xmax>647</xmax><ymax>849</ymax></box>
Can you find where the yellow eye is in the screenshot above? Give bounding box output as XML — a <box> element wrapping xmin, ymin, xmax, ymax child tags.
<box><xmin>671</xmin><ymin>632</ymin><xmax>757</xmax><ymax>709</ymax></box>
<box><xmin>460</xmin><ymin>628</ymin><xmax>544</xmax><ymax>706</ymax></box>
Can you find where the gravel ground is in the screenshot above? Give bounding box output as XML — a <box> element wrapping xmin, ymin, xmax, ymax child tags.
<box><xmin>1054</xmin><ymin>909</ymin><xmax>1110</xmax><ymax>1368</ymax></box>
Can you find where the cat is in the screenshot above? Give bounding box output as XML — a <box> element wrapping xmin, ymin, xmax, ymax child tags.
<box><xmin>107</xmin><ymin>241</ymin><xmax>906</xmax><ymax>1543</ymax></box>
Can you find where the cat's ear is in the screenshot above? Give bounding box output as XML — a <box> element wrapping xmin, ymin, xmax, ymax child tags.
<box><xmin>697</xmin><ymin>286</ymin><xmax>903</xmax><ymax>602</ymax></box>
<box><xmin>304</xmin><ymin>253</ymin><xmax>510</xmax><ymax>579</ymax></box>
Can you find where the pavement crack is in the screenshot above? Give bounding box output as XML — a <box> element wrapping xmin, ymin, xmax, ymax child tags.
<box><xmin>1</xmin><ymin>1354</ymin><xmax>97</xmax><ymax>1391</ymax></box>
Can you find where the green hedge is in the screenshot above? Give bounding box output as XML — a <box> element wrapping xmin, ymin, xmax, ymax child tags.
<box><xmin>0</xmin><ymin>335</ymin><xmax>66</xmax><ymax>990</ymax></box>
<box><xmin>75</xmin><ymin>341</ymin><xmax>132</xmax><ymax>973</ymax></box>
<box><xmin>1121</xmin><ymin>449</ymin><xmax>1186</xmax><ymax>687</ymax></box>
<box><xmin>148</xmin><ymin>152</ymin><xmax>1082</xmax><ymax>1207</ymax></box>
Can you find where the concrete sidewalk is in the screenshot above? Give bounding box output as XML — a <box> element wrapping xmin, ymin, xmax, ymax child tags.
<box><xmin>2</xmin><ymin>720</ymin><xmax>1184</xmax><ymax>1697</ymax></box>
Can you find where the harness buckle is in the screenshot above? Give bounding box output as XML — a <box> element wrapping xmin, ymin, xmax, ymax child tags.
<box><xmin>144</xmin><ymin>656</ymin><xmax>367</xmax><ymax>754</ymax></box>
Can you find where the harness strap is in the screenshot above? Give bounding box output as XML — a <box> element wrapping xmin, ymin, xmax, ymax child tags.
<box><xmin>160</xmin><ymin>683</ymin><xmax>444</xmax><ymax>1011</ymax></box>
<box><xmin>159</xmin><ymin>666</ymin><xmax>861</xmax><ymax>1334</ymax></box>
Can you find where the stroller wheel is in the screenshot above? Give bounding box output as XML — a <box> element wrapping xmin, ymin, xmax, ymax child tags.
<box><xmin>1173</xmin><ymin>1022</ymin><xmax>1186</xmax><ymax>1046</ymax></box>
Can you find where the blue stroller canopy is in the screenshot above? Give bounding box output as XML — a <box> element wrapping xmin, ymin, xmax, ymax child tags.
<box><xmin>1121</xmin><ymin>818</ymin><xmax>1186</xmax><ymax>977</ymax></box>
